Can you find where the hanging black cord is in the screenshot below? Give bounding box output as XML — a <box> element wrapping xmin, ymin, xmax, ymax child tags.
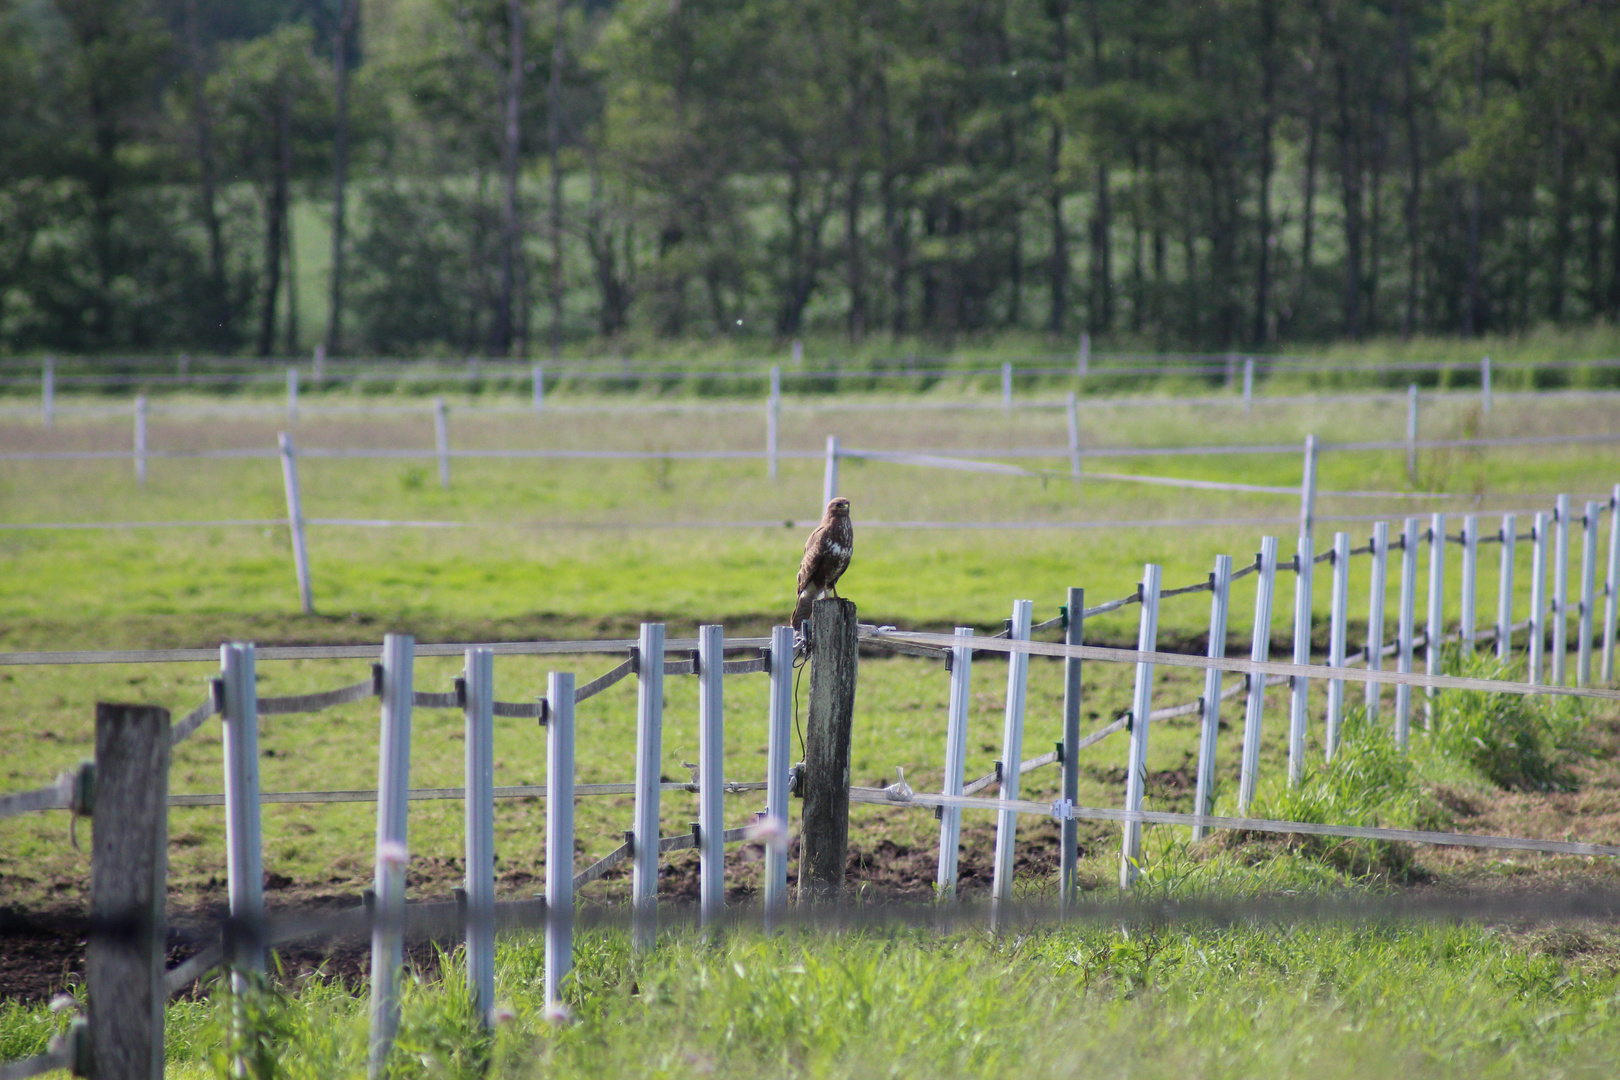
<box><xmin>792</xmin><ymin>644</ymin><xmax>810</xmax><ymax>759</ymax></box>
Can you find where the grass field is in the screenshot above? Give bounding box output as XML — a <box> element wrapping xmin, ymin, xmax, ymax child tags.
<box><xmin>4</xmin><ymin>383</ymin><xmax>1620</xmax><ymax>1075</ymax></box>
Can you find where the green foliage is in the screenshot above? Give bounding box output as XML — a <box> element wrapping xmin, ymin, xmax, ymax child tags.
<box><xmin>1422</xmin><ymin>651</ymin><xmax>1590</xmax><ymax>792</ymax></box>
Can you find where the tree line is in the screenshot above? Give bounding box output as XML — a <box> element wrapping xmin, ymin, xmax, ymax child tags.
<box><xmin>1</xmin><ymin>0</ymin><xmax>1617</xmax><ymax>358</ymax></box>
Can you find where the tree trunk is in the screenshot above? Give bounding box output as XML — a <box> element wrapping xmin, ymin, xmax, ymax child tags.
<box><xmin>1464</xmin><ymin>31</ymin><xmax>1485</xmax><ymax>335</ymax></box>
<box><xmin>1549</xmin><ymin>101</ymin><xmax>1571</xmax><ymax>322</ymax></box>
<box><xmin>1334</xmin><ymin>51</ymin><xmax>1363</xmax><ymax>339</ymax></box>
<box><xmin>259</xmin><ymin>80</ymin><xmax>290</xmax><ymax>357</ymax></box>
<box><xmin>325</xmin><ymin>0</ymin><xmax>359</xmax><ymax>356</ymax></box>
<box><xmin>183</xmin><ymin>0</ymin><xmax>229</xmax><ymax>346</ymax></box>
<box><xmin>1296</xmin><ymin>101</ymin><xmax>1319</xmax><ymax>319</ymax></box>
<box><xmin>549</xmin><ymin>0</ymin><xmax>566</xmax><ymax>359</ymax></box>
<box><xmin>493</xmin><ymin>0</ymin><xmax>525</xmax><ymax>357</ymax></box>
<box><xmin>1397</xmin><ymin>0</ymin><xmax>1421</xmax><ymax>338</ymax></box>
<box><xmin>845</xmin><ymin>167</ymin><xmax>865</xmax><ymax>339</ymax></box>
<box><xmin>1253</xmin><ymin>0</ymin><xmax>1276</xmax><ymax>345</ymax></box>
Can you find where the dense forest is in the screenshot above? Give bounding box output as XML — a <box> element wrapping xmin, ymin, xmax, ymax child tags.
<box><xmin>0</xmin><ymin>0</ymin><xmax>1617</xmax><ymax>357</ymax></box>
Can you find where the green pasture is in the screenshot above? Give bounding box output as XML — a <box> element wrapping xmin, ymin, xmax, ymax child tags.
<box><xmin>4</xmin><ymin>382</ymin><xmax>1620</xmax><ymax>1075</ymax></box>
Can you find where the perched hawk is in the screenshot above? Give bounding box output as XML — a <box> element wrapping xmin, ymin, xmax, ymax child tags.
<box><xmin>792</xmin><ymin>497</ymin><xmax>854</xmax><ymax>630</ymax></box>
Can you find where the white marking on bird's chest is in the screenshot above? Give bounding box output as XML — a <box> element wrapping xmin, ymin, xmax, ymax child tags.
<box><xmin>828</xmin><ymin>542</ymin><xmax>850</xmax><ymax>558</ymax></box>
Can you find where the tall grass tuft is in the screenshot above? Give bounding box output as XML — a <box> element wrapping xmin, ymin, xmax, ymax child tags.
<box><xmin>1421</xmin><ymin>650</ymin><xmax>1589</xmax><ymax>792</ymax></box>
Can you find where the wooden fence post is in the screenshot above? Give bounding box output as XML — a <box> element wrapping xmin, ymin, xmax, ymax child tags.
<box><xmin>1325</xmin><ymin>533</ymin><xmax>1351</xmax><ymax>759</ymax></box>
<box><xmin>1498</xmin><ymin>514</ymin><xmax>1518</xmax><ymax>663</ymax></box>
<box><xmin>89</xmin><ymin>702</ymin><xmax>170</xmax><ymax>1080</ymax></box>
<box><xmin>462</xmin><ymin>647</ymin><xmax>496</xmax><ymax>1026</ymax></box>
<box><xmin>935</xmin><ymin>627</ymin><xmax>973</xmax><ymax>900</ymax></box>
<box><xmin>1530</xmin><ymin>512</ymin><xmax>1550</xmax><ymax>684</ymax></box>
<box><xmin>1120</xmin><ymin>567</ymin><xmax>1162</xmax><ymax>887</ymax></box>
<box><xmin>799</xmin><ymin>598</ymin><xmax>858</xmax><ymax>903</ymax></box>
<box><xmin>1060</xmin><ymin>589</ymin><xmax>1084</xmax><ymax>906</ymax></box>
<box><xmin>697</xmin><ymin>625</ymin><xmax>726</xmax><ymax>927</ymax></box>
<box><xmin>278</xmin><ymin>433</ymin><xmax>314</xmax><ymax>615</ymax></box>
<box><xmin>631</xmin><ymin>623</ymin><xmax>665</xmax><ymax>951</ymax></box>
<box><xmin>1288</xmin><ymin>535</ymin><xmax>1314</xmax><ymax>786</ymax></box>
<box><xmin>545</xmin><ymin>671</ymin><xmax>575</xmax><ymax>1006</ymax></box>
<box><xmin>1425</xmin><ymin>513</ymin><xmax>1447</xmax><ymax>729</ymax></box>
<box><xmin>1238</xmin><ymin>538</ymin><xmax>1278</xmax><ymax>813</ymax></box>
<box><xmin>1604</xmin><ymin>487</ymin><xmax>1620</xmax><ymax>683</ymax></box>
<box><xmin>1366</xmin><ymin>521</ymin><xmax>1389</xmax><ymax>723</ymax></box>
<box><xmin>1395</xmin><ymin>517</ymin><xmax>1420</xmax><ymax>748</ymax></box>
<box><xmin>764</xmin><ymin>625</ymin><xmax>795</xmax><ymax>922</ymax></box>
<box><xmin>434</xmin><ymin>397</ymin><xmax>451</xmax><ymax>490</ymax></box>
<box><xmin>1193</xmin><ymin>557</ymin><xmax>1231</xmax><ymax>839</ymax></box>
<box><xmin>220</xmin><ymin>643</ymin><xmax>264</xmax><ymax>983</ymax></box>
<box><xmin>369</xmin><ymin>633</ymin><xmax>414</xmax><ymax>1079</ymax></box>
<box><xmin>1579</xmin><ymin>502</ymin><xmax>1600</xmax><ymax>687</ymax></box>
<box><xmin>991</xmin><ymin>599</ymin><xmax>1033</xmax><ymax>923</ymax></box>
<box><xmin>1553</xmin><ymin>494</ymin><xmax>1571</xmax><ymax>685</ymax></box>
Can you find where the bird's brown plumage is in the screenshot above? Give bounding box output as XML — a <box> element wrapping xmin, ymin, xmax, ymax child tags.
<box><xmin>792</xmin><ymin>497</ymin><xmax>854</xmax><ymax>629</ymax></box>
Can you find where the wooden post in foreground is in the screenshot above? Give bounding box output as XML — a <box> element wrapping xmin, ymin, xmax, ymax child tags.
<box><xmin>799</xmin><ymin>598</ymin><xmax>858</xmax><ymax>903</ymax></box>
<box><xmin>89</xmin><ymin>702</ymin><xmax>170</xmax><ymax>1080</ymax></box>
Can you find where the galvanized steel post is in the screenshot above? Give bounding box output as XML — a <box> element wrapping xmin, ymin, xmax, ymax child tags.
<box><xmin>697</xmin><ymin>625</ymin><xmax>726</xmax><ymax>927</ymax></box>
<box><xmin>1288</xmin><ymin>535</ymin><xmax>1314</xmax><ymax>786</ymax></box>
<box><xmin>1120</xmin><ymin>568</ymin><xmax>1162</xmax><ymax>886</ymax></box>
<box><xmin>462</xmin><ymin>647</ymin><xmax>496</xmax><ymax>1025</ymax></box>
<box><xmin>935</xmin><ymin>628</ymin><xmax>974</xmax><ymax>899</ymax></box>
<box><xmin>1325</xmin><ymin>533</ymin><xmax>1351</xmax><ymax>759</ymax></box>
<box><xmin>1239</xmin><ymin>538</ymin><xmax>1279</xmax><ymax>812</ymax></box>
<box><xmin>544</xmin><ymin>671</ymin><xmax>575</xmax><ymax>1007</ymax></box>
<box><xmin>1366</xmin><ymin>521</ymin><xmax>1389</xmax><ymax>722</ymax></box>
<box><xmin>1193</xmin><ymin>556</ymin><xmax>1231</xmax><ymax>839</ymax></box>
<box><xmin>369</xmin><ymin>633</ymin><xmax>415</xmax><ymax>1078</ymax></box>
<box><xmin>631</xmin><ymin>622</ymin><xmax>665</xmax><ymax>950</ymax></box>
<box><xmin>1060</xmin><ymin>589</ymin><xmax>1084</xmax><ymax>905</ymax></box>
<box><xmin>991</xmin><ymin>600</ymin><xmax>1033</xmax><ymax>921</ymax></box>
<box><xmin>1394</xmin><ymin>517</ymin><xmax>1420</xmax><ymax>747</ymax></box>
<box><xmin>1498</xmin><ymin>514</ymin><xmax>1518</xmax><ymax>662</ymax></box>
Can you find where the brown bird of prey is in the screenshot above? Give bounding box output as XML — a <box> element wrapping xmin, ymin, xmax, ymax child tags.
<box><xmin>792</xmin><ymin>497</ymin><xmax>854</xmax><ymax>630</ymax></box>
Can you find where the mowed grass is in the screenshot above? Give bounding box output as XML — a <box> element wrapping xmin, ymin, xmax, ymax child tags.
<box><xmin>5</xmin><ymin>386</ymin><xmax>1620</xmax><ymax>1075</ymax></box>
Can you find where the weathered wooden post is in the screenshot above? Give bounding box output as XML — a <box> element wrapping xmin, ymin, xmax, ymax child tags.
<box><xmin>799</xmin><ymin>598</ymin><xmax>858</xmax><ymax>903</ymax></box>
<box><xmin>631</xmin><ymin>623</ymin><xmax>665</xmax><ymax>950</ymax></box>
<box><xmin>1059</xmin><ymin>589</ymin><xmax>1084</xmax><ymax>906</ymax></box>
<box><xmin>89</xmin><ymin>702</ymin><xmax>170</xmax><ymax>1080</ymax></box>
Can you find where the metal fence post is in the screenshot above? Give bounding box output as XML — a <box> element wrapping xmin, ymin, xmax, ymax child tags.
<box><xmin>1530</xmin><ymin>512</ymin><xmax>1550</xmax><ymax>684</ymax></box>
<box><xmin>767</xmin><ymin>365</ymin><xmax>782</xmax><ymax>479</ymax></box>
<box><xmin>1001</xmin><ymin>361</ymin><xmax>1013</xmax><ymax>411</ymax></box>
<box><xmin>545</xmin><ymin>671</ymin><xmax>575</xmax><ymax>1007</ymax></box>
<box><xmin>533</xmin><ymin>364</ymin><xmax>544</xmax><ymax>413</ymax></box>
<box><xmin>1579</xmin><ymin>502</ymin><xmax>1599</xmax><ymax>687</ymax></box>
<box><xmin>1060</xmin><ymin>588</ymin><xmax>1084</xmax><ymax>906</ymax></box>
<box><xmin>1395</xmin><ymin>517</ymin><xmax>1420</xmax><ymax>748</ymax></box>
<box><xmin>1553</xmin><ymin>494</ymin><xmax>1571</xmax><ymax>685</ymax></box>
<box><xmin>1406</xmin><ymin>384</ymin><xmax>1420</xmax><ymax>483</ymax></box>
<box><xmin>1605</xmin><ymin>487</ymin><xmax>1620</xmax><ymax>684</ymax></box>
<box><xmin>134</xmin><ymin>394</ymin><xmax>148</xmax><ymax>486</ymax></box>
<box><xmin>278</xmin><ymin>433</ymin><xmax>315</xmax><ymax>615</ymax></box>
<box><xmin>1366</xmin><ymin>521</ymin><xmax>1389</xmax><ymax>723</ymax></box>
<box><xmin>463</xmin><ymin>647</ymin><xmax>496</xmax><ymax>1025</ymax></box>
<box><xmin>1481</xmin><ymin>356</ymin><xmax>1493</xmax><ymax>414</ymax></box>
<box><xmin>220</xmin><ymin>643</ymin><xmax>264</xmax><ymax>985</ymax></box>
<box><xmin>632</xmin><ymin>623</ymin><xmax>665</xmax><ymax>950</ymax></box>
<box><xmin>991</xmin><ymin>600</ymin><xmax>1033</xmax><ymax>924</ymax></box>
<box><xmin>287</xmin><ymin>368</ymin><xmax>299</xmax><ymax>424</ymax></box>
<box><xmin>1078</xmin><ymin>332</ymin><xmax>1090</xmax><ymax>377</ymax></box>
<box><xmin>1498</xmin><ymin>514</ymin><xmax>1518</xmax><ymax>662</ymax></box>
<box><xmin>1326</xmin><ymin>532</ymin><xmax>1351</xmax><ymax>759</ymax></box>
<box><xmin>1288</xmin><ymin>534</ymin><xmax>1314</xmax><ymax>786</ymax></box>
<box><xmin>1242</xmin><ymin>358</ymin><xmax>1254</xmax><ymax>415</ymax></box>
<box><xmin>313</xmin><ymin>342</ymin><xmax>326</xmax><ymax>383</ymax></box>
<box><xmin>89</xmin><ymin>702</ymin><xmax>170</xmax><ymax>1080</ymax></box>
<box><xmin>1067</xmin><ymin>391</ymin><xmax>1082</xmax><ymax>479</ymax></box>
<box><xmin>697</xmin><ymin>624</ymin><xmax>726</xmax><ymax>927</ymax></box>
<box><xmin>1193</xmin><ymin>557</ymin><xmax>1231</xmax><ymax>839</ymax></box>
<box><xmin>369</xmin><ymin>633</ymin><xmax>415</xmax><ymax>1078</ymax></box>
<box><xmin>936</xmin><ymin>627</ymin><xmax>973</xmax><ymax>900</ymax></box>
<box><xmin>1299</xmin><ymin>435</ymin><xmax>1319</xmax><ymax>544</ymax></box>
<box><xmin>823</xmin><ymin>435</ymin><xmax>839</xmax><ymax>505</ymax></box>
<box><xmin>764</xmin><ymin>625</ymin><xmax>794</xmax><ymax>924</ymax></box>
<box><xmin>1425</xmin><ymin>513</ymin><xmax>1447</xmax><ymax>729</ymax></box>
<box><xmin>434</xmin><ymin>397</ymin><xmax>451</xmax><ymax>490</ymax></box>
<box><xmin>42</xmin><ymin>356</ymin><xmax>55</xmax><ymax>428</ymax></box>
<box><xmin>1120</xmin><ymin>568</ymin><xmax>1162</xmax><ymax>887</ymax></box>
<box><xmin>1461</xmin><ymin>515</ymin><xmax>1479</xmax><ymax>651</ymax></box>
<box><xmin>1239</xmin><ymin>538</ymin><xmax>1279</xmax><ymax>812</ymax></box>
